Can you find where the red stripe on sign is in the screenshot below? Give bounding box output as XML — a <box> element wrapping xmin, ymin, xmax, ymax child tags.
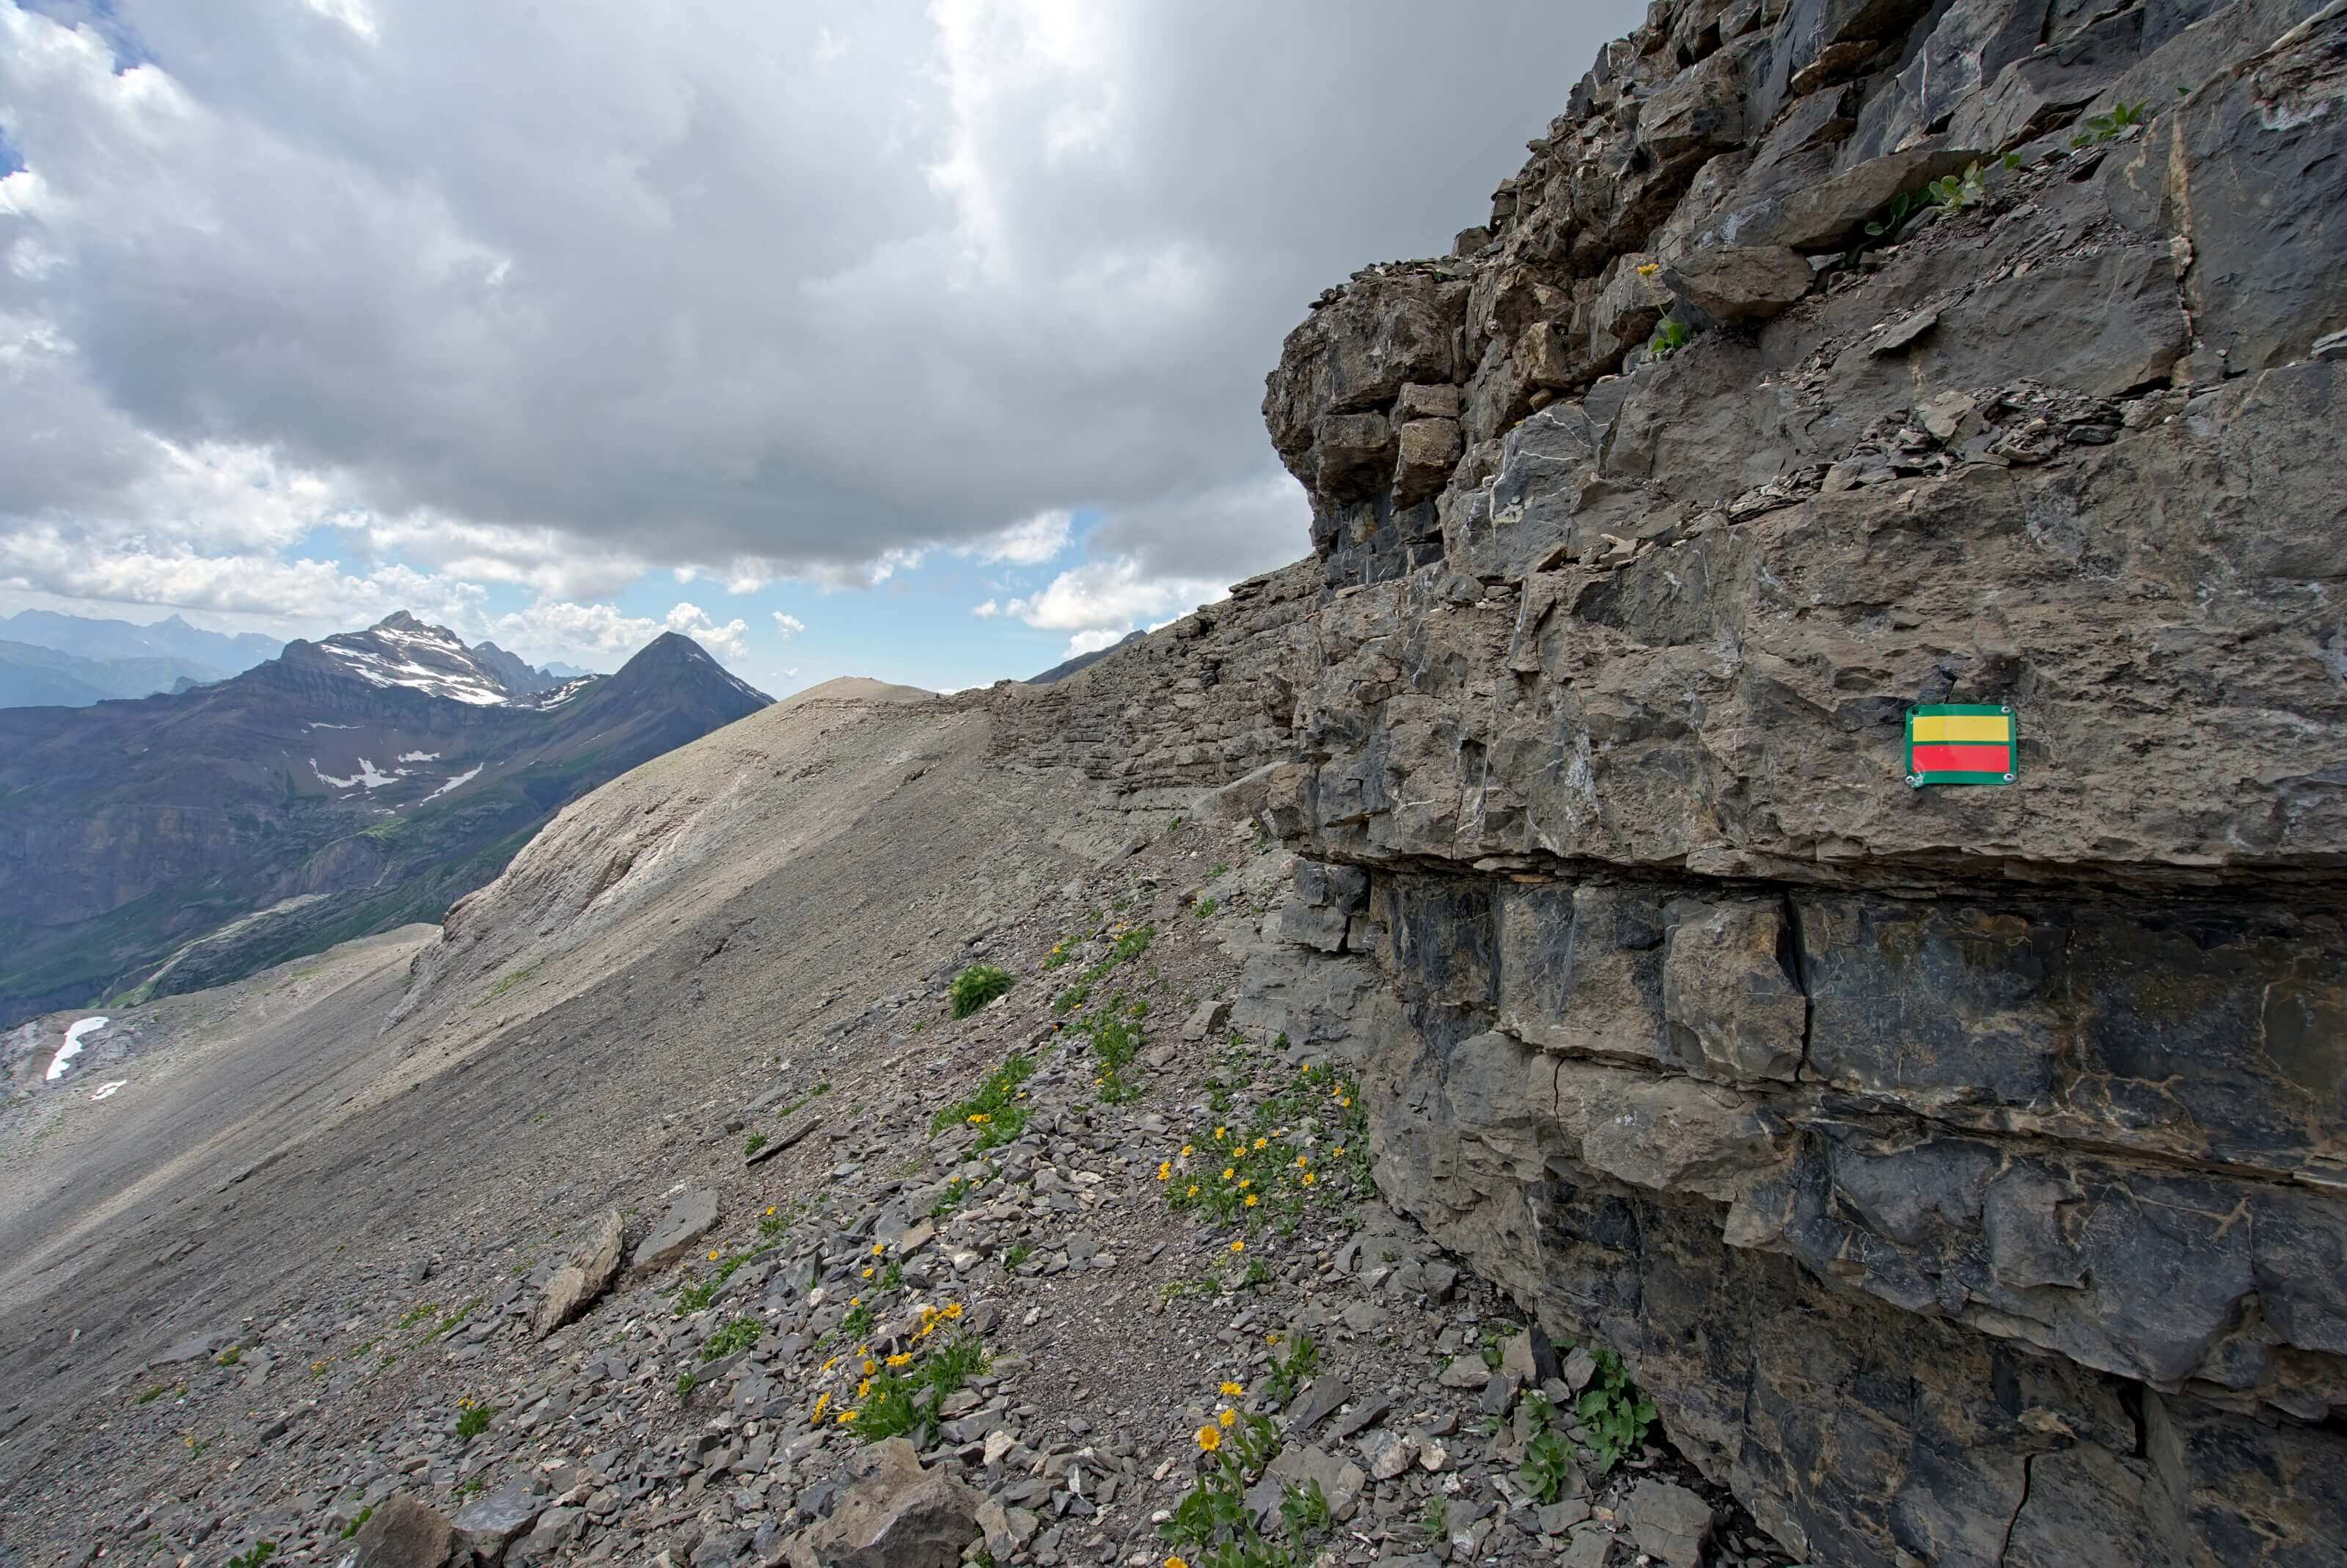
<box><xmin>1912</xmin><ymin>743</ymin><xmax>2012</xmax><ymax>773</ymax></box>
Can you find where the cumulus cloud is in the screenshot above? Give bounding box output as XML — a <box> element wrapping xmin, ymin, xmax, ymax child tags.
<box><xmin>964</xmin><ymin>508</ymin><xmax>1072</xmax><ymax>565</ymax></box>
<box><xmin>970</xmin><ymin>598</ymin><xmax>1000</xmax><ymax>618</ymax></box>
<box><xmin>0</xmin><ymin>0</ymin><xmax>1636</xmax><ymax>638</ymax></box>
<box><xmin>664</xmin><ymin>602</ymin><xmax>750</xmax><ymax>661</ymax></box>
<box><xmin>772</xmin><ymin>611</ymin><xmax>806</xmax><ymax>637</ymax></box>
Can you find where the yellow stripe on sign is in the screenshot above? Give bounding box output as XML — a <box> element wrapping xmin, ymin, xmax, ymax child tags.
<box><xmin>1912</xmin><ymin>713</ymin><xmax>2012</xmax><ymax>743</ymax></box>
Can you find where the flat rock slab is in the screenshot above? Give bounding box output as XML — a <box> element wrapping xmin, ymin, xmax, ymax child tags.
<box><xmin>1622</xmin><ymin>1478</ymin><xmax>1716</xmax><ymax>1567</ymax></box>
<box><xmin>631</xmin><ymin>1187</ymin><xmax>720</xmax><ymax>1271</ymax></box>
<box><xmin>745</xmin><ymin>1114</ymin><xmax>824</xmax><ymax>1168</ymax></box>
<box><xmin>453</xmin><ymin>1479</ymin><xmax>548</xmax><ymax>1554</ymax></box>
<box><xmin>349</xmin><ymin>1494</ymin><xmax>456</xmax><ymax>1568</ymax></box>
<box><xmin>532</xmin><ymin>1207</ymin><xmax>625</xmax><ymax>1338</ymax></box>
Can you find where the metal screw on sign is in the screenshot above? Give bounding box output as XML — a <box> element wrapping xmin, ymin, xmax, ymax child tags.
<box><xmin>1905</xmin><ymin>774</ymin><xmax>1925</xmax><ymax>789</ymax></box>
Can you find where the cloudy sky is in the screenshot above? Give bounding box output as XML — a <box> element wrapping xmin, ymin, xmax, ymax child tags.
<box><xmin>0</xmin><ymin>0</ymin><xmax>1636</xmax><ymax>694</ymax></box>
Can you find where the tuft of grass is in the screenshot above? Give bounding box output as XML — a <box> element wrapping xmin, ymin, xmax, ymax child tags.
<box><xmin>744</xmin><ymin>1132</ymin><xmax>768</xmax><ymax>1156</ymax></box>
<box><xmin>338</xmin><ymin>1506</ymin><xmax>374</xmax><ymax>1541</ymax></box>
<box><xmin>675</xmin><ymin>1371</ymin><xmax>698</xmax><ymax>1401</ymax></box>
<box><xmin>949</xmin><ymin>964</ymin><xmax>1014</xmax><ymax>1019</ymax></box>
<box><xmin>701</xmin><ymin>1316</ymin><xmax>761</xmax><ymax>1362</ymax></box>
<box><xmin>1002</xmin><ymin>1242</ymin><xmax>1031</xmax><ymax>1270</ymax></box>
<box><xmin>454</xmin><ymin>1398</ymin><xmax>497</xmax><ymax>1441</ymax></box>
<box><xmin>225</xmin><ymin>1544</ymin><xmax>277</xmax><ymax>1568</ymax></box>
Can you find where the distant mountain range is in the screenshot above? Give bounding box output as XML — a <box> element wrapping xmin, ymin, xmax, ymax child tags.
<box><xmin>0</xmin><ymin>609</ymin><xmax>290</xmax><ymax>709</ymax></box>
<box><xmin>0</xmin><ymin>612</ymin><xmax>770</xmax><ymax>1025</ymax></box>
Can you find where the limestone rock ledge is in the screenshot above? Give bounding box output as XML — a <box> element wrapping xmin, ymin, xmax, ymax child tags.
<box><xmin>1242</xmin><ymin>0</ymin><xmax>2347</xmax><ymax>1563</ymax></box>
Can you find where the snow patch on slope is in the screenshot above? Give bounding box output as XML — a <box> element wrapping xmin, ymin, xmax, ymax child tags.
<box><xmin>47</xmin><ymin>1017</ymin><xmax>107</xmax><ymax>1080</ymax></box>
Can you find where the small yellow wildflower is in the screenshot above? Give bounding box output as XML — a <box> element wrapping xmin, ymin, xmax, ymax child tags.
<box><xmin>968</xmin><ymin>1113</ymin><xmax>990</xmax><ymax>1124</ymax></box>
<box><xmin>1303</xmin><ymin>1172</ymin><xmax>1316</xmax><ymax>1186</ymax></box>
<box><xmin>873</xmin><ymin>1242</ymin><xmax>886</xmax><ymax>1255</ymax></box>
<box><xmin>1221</xmin><ymin>1167</ymin><xmax>1236</xmax><ymax>1182</ymax></box>
<box><xmin>862</xmin><ymin>1358</ymin><xmax>876</xmax><ymax>1374</ymax></box>
<box><xmin>838</xmin><ymin>1409</ymin><xmax>858</xmax><ymax>1424</ymax></box>
<box><xmin>857</xmin><ymin>1378</ymin><xmax>872</xmax><ymax>1398</ymax></box>
<box><xmin>1168</xmin><ymin>1557</ymin><xmax>1190</xmax><ymax>1568</ymax></box>
<box><xmin>1296</xmin><ymin>1154</ymin><xmax>1310</xmax><ymax>1168</ymax></box>
<box><xmin>887</xmin><ymin>1352</ymin><xmax>913</xmax><ymax>1368</ymax></box>
<box><xmin>1214</xmin><ymin>1127</ymin><xmax>1226</xmax><ymax>1140</ymax></box>
<box><xmin>1218</xmin><ymin>1407</ymin><xmax>1237</xmax><ymax>1428</ymax></box>
<box><xmin>863</xmin><ymin>1267</ymin><xmax>875</xmax><ymax>1279</ymax></box>
<box><xmin>944</xmin><ymin>1302</ymin><xmax>964</xmax><ymax>1319</ymax></box>
<box><xmin>1230</xmin><ymin>1239</ymin><xmax>1245</xmax><ymax>1253</ymax></box>
<box><xmin>1253</xmin><ymin>1137</ymin><xmax>1268</xmax><ymax>1151</ymax></box>
<box><xmin>1157</xmin><ymin>1162</ymin><xmax>1172</xmax><ymax>1181</ymax></box>
<box><xmin>706</xmin><ymin>1249</ymin><xmax>720</xmax><ymax>1261</ymax></box>
<box><xmin>1186</xmin><ymin>1184</ymin><xmax>1200</xmax><ymax>1197</ymax></box>
<box><xmin>1637</xmin><ymin>261</ymin><xmax>1661</xmax><ymax>276</ymax></box>
<box><xmin>1333</xmin><ymin>1146</ymin><xmax>1346</xmax><ymax>1157</ymax></box>
<box><xmin>1196</xmin><ymin>1425</ymin><xmax>1222</xmax><ymax>1453</ymax></box>
<box><xmin>1180</xmin><ymin>1143</ymin><xmax>1194</xmax><ymax>1157</ymax></box>
<box><xmin>765</xmin><ymin>1206</ymin><xmax>777</xmax><ymax>1216</ymax></box>
<box><xmin>1220</xmin><ymin>1381</ymin><xmax>1244</xmax><ymax>1397</ymax></box>
<box><xmin>812</xmin><ymin>1391</ymin><xmax>832</xmax><ymax>1419</ymax></box>
<box><xmin>1245</xmin><ymin>1195</ymin><xmax>1259</xmax><ymax>1208</ymax></box>
<box><xmin>849</xmin><ymin>1296</ymin><xmax>860</xmax><ymax>1306</ymax></box>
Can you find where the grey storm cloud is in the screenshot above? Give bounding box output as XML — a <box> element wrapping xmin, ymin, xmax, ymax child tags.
<box><xmin>0</xmin><ymin>0</ymin><xmax>1641</xmax><ymax>599</ymax></box>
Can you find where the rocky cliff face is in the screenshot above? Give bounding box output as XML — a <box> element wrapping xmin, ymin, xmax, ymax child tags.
<box><xmin>1247</xmin><ymin>1</ymin><xmax>2347</xmax><ymax>1563</ymax></box>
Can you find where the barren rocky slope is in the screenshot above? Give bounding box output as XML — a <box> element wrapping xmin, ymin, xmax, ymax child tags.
<box><xmin>1</xmin><ymin>2</ymin><xmax>2343</xmax><ymax>1566</ymax></box>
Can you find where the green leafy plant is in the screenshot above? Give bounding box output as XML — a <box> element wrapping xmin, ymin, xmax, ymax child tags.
<box><xmin>930</xmin><ymin>1175</ymin><xmax>975</xmax><ymax>1217</ymax></box>
<box><xmin>1193</xmin><ymin>896</ymin><xmax>1218</xmax><ymax>919</ymax></box>
<box><xmin>1420</xmin><ymin>1498</ymin><xmax>1449</xmax><ymax>1544</ymax></box>
<box><xmin>1052</xmin><ymin>923</ymin><xmax>1156</xmax><ymax>1012</ymax></box>
<box><xmin>1924</xmin><ymin>161</ymin><xmax>1988</xmax><ymax>213</ymax></box>
<box><xmin>1085</xmin><ymin>996</ymin><xmax>1149</xmax><ymax>1104</ymax></box>
<box><xmin>701</xmin><ymin>1316</ymin><xmax>761</xmax><ymax>1362</ymax></box>
<box><xmin>225</xmin><ymin>1544</ymin><xmax>277</xmax><ymax>1568</ymax></box>
<box><xmin>454</xmin><ymin>1398</ymin><xmax>497</xmax><ymax>1441</ymax></box>
<box><xmin>846</xmin><ymin>1327</ymin><xmax>992</xmax><ymax>1445</ymax></box>
<box><xmin>838</xmin><ymin>1299</ymin><xmax>877</xmax><ymax>1341</ymax></box>
<box><xmin>1575</xmin><ymin>1346</ymin><xmax>1658</xmax><ymax>1476</ymax></box>
<box><xmin>1161</xmin><ymin>1399</ymin><xmax>1295</xmax><ymax>1568</ymax></box>
<box><xmin>949</xmin><ymin>964</ymin><xmax>1014</xmax><ymax>1019</ymax></box>
<box><xmin>675</xmin><ymin>1371</ymin><xmax>698</xmax><ymax>1400</ymax></box>
<box><xmin>1165</xmin><ymin>1060</ymin><xmax>1370</xmax><ymax>1232</ymax></box>
<box><xmin>1002</xmin><ymin>1242</ymin><xmax>1031</xmax><ymax>1270</ymax></box>
<box><xmin>933</xmin><ymin>1053</ymin><xmax>1036</xmax><ymax>1150</ymax></box>
<box><xmin>1648</xmin><ymin>316</ymin><xmax>1693</xmax><ymax>360</ymax></box>
<box><xmin>1266</xmin><ymin>1330</ymin><xmax>1319</xmax><ymax>1404</ymax></box>
<box><xmin>1279</xmin><ymin>1479</ymin><xmax>1333</xmax><ymax>1542</ymax></box>
<box><xmin>744</xmin><ymin>1132</ymin><xmax>768</xmax><ymax>1156</ymax></box>
<box><xmin>2073</xmin><ymin>98</ymin><xmax>2148</xmax><ymax>147</ymax></box>
<box><xmin>1864</xmin><ymin>189</ymin><xmax>1920</xmax><ymax>238</ymax></box>
<box><xmin>338</xmin><ymin>1507</ymin><xmax>374</xmax><ymax>1542</ymax></box>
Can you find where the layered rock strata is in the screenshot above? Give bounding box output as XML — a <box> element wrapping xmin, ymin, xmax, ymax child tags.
<box><xmin>1246</xmin><ymin>0</ymin><xmax>2347</xmax><ymax>1562</ymax></box>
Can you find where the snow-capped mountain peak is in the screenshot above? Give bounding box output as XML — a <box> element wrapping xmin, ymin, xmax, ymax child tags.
<box><xmin>308</xmin><ymin>614</ymin><xmax>563</xmax><ymax>707</ymax></box>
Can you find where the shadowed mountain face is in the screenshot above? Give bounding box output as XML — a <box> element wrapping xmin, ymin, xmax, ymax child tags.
<box><xmin>0</xmin><ymin>615</ymin><xmax>770</xmax><ymax>1025</ymax></box>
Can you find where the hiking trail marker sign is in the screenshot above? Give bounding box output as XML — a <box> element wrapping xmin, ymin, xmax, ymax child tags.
<box><xmin>1905</xmin><ymin>703</ymin><xmax>2018</xmax><ymax>788</ymax></box>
